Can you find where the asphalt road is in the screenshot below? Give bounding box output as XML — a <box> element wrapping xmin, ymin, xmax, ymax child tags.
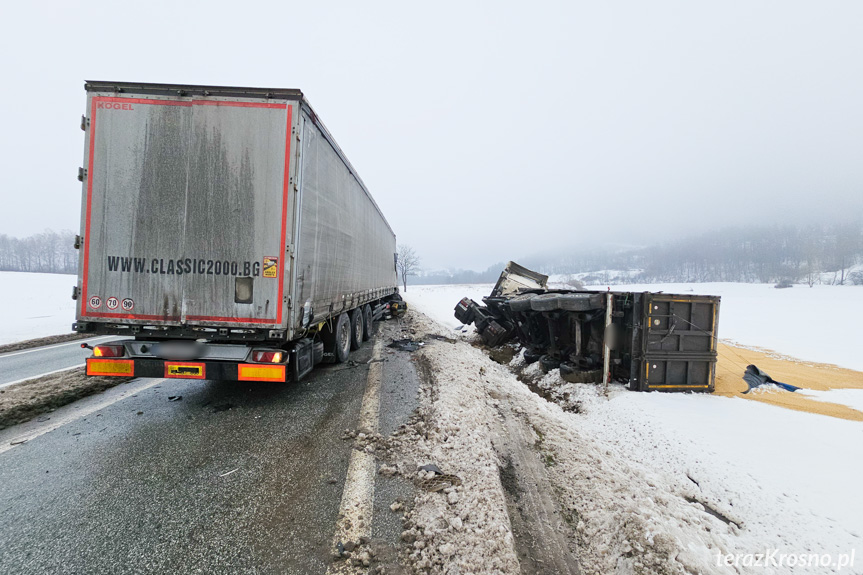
<box><xmin>0</xmin><ymin>335</ymin><xmax>124</xmax><ymax>388</ymax></box>
<box><xmin>0</xmin><ymin>323</ymin><xmax>419</xmax><ymax>574</ymax></box>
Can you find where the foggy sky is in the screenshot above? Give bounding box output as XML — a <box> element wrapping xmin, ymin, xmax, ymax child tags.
<box><xmin>2</xmin><ymin>1</ymin><xmax>862</xmax><ymax>271</ymax></box>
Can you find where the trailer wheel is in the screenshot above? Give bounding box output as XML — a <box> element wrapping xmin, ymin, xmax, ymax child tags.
<box><xmin>362</xmin><ymin>305</ymin><xmax>373</xmax><ymax>341</ymax></box>
<box><xmin>539</xmin><ymin>354</ymin><xmax>562</xmax><ymax>373</ymax></box>
<box><xmin>524</xmin><ymin>349</ymin><xmax>543</xmax><ymax>364</ymax></box>
<box><xmin>557</xmin><ymin>293</ymin><xmax>604</xmax><ymax>311</ymax></box>
<box><xmin>507</xmin><ymin>294</ymin><xmax>536</xmax><ymax>313</ymax></box>
<box><xmin>560</xmin><ymin>363</ymin><xmax>602</xmax><ymax>383</ymax></box>
<box><xmin>321</xmin><ymin>312</ymin><xmax>351</xmax><ymax>363</ymax></box>
<box><xmin>530</xmin><ymin>294</ymin><xmax>562</xmax><ymax>312</ymax></box>
<box><xmin>350</xmin><ymin>308</ymin><xmax>364</xmax><ymax>351</ymax></box>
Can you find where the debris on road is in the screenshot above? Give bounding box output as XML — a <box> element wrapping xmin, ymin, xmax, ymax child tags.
<box><xmin>218</xmin><ymin>468</ymin><xmax>239</xmax><ymax>478</ymax></box>
<box><xmin>418</xmin><ymin>463</ymin><xmax>443</xmax><ymax>475</ymax></box>
<box><xmin>426</xmin><ymin>334</ymin><xmax>457</xmax><ymax>344</ymax></box>
<box><xmin>167</xmin><ymin>395</ymin><xmax>183</xmax><ymax>402</ymax></box>
<box><xmin>742</xmin><ymin>364</ymin><xmax>801</xmax><ymax>393</ymax></box>
<box><xmin>387</xmin><ymin>339</ymin><xmax>424</xmax><ymax>352</ymax></box>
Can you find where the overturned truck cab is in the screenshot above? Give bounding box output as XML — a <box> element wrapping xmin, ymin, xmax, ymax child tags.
<box><xmin>455</xmin><ymin>263</ymin><xmax>721</xmax><ymax>392</ymax></box>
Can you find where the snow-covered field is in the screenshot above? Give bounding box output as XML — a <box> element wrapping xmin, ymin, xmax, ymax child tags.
<box><xmin>0</xmin><ymin>272</ymin><xmax>77</xmax><ymax>345</ymax></box>
<box><xmin>602</xmin><ymin>282</ymin><xmax>863</xmax><ymax>372</ymax></box>
<box><xmin>403</xmin><ymin>283</ymin><xmax>863</xmax><ymax>572</ymax></box>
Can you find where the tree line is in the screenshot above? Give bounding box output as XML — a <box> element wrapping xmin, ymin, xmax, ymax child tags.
<box><xmin>0</xmin><ymin>230</ymin><xmax>78</xmax><ymax>274</ymax></box>
<box><xmin>527</xmin><ymin>220</ymin><xmax>863</xmax><ymax>285</ymax></box>
<box><xmin>412</xmin><ymin>220</ymin><xmax>863</xmax><ymax>286</ymax></box>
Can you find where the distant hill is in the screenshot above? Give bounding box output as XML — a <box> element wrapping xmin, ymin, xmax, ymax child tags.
<box><xmin>413</xmin><ymin>221</ymin><xmax>863</xmax><ymax>286</ymax></box>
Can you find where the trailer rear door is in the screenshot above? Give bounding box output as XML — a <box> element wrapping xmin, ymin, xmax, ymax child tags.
<box><xmin>78</xmin><ymin>91</ymin><xmax>295</xmax><ymax>328</ymax></box>
<box><xmin>635</xmin><ymin>294</ymin><xmax>720</xmax><ymax>391</ymax></box>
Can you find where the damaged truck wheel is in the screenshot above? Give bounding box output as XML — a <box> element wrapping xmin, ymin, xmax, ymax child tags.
<box><xmin>523</xmin><ymin>349</ymin><xmax>543</xmax><ymax>364</ymax></box>
<box><xmin>539</xmin><ymin>355</ymin><xmax>562</xmax><ymax>373</ymax></box>
<box><xmin>560</xmin><ymin>362</ymin><xmax>601</xmax><ymax>384</ymax></box>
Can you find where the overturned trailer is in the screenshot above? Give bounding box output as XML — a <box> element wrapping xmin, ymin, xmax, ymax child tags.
<box><xmin>454</xmin><ymin>263</ymin><xmax>721</xmax><ymax>392</ymax></box>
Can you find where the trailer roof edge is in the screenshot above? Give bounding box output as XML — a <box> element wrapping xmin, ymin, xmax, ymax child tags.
<box><xmin>84</xmin><ymin>80</ymin><xmax>304</xmax><ymax>100</ymax></box>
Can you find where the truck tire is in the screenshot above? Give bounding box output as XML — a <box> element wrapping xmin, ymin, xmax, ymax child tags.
<box><xmin>539</xmin><ymin>354</ymin><xmax>562</xmax><ymax>373</ymax></box>
<box><xmin>557</xmin><ymin>293</ymin><xmax>604</xmax><ymax>311</ymax></box>
<box><xmin>524</xmin><ymin>349</ymin><xmax>543</xmax><ymax>364</ymax></box>
<box><xmin>560</xmin><ymin>362</ymin><xmax>602</xmax><ymax>383</ymax></box>
<box><xmin>507</xmin><ymin>294</ymin><xmax>536</xmax><ymax>313</ymax></box>
<box><xmin>321</xmin><ymin>312</ymin><xmax>351</xmax><ymax>363</ymax></box>
<box><xmin>362</xmin><ymin>304</ymin><xmax>373</xmax><ymax>341</ymax></box>
<box><xmin>350</xmin><ymin>308</ymin><xmax>364</xmax><ymax>351</ymax></box>
<box><xmin>530</xmin><ymin>294</ymin><xmax>562</xmax><ymax>312</ymax></box>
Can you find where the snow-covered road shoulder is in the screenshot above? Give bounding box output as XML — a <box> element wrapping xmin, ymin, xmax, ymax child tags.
<box><xmin>399</xmin><ymin>286</ymin><xmax>863</xmax><ymax>574</ymax></box>
<box><xmin>404</xmin><ymin>310</ymin><xmax>741</xmax><ymax>574</ymax></box>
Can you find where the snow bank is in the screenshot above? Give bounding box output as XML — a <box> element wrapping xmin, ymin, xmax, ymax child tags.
<box><xmin>0</xmin><ymin>272</ymin><xmax>76</xmax><ymax>345</ymax></box>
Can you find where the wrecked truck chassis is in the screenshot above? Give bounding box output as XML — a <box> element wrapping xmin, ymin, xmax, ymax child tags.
<box><xmin>454</xmin><ymin>264</ymin><xmax>720</xmax><ymax>392</ymax></box>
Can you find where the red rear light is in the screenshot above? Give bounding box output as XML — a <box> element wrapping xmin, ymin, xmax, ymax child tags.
<box><xmin>93</xmin><ymin>344</ymin><xmax>125</xmax><ymax>358</ymax></box>
<box><xmin>252</xmin><ymin>350</ymin><xmax>284</xmax><ymax>363</ymax></box>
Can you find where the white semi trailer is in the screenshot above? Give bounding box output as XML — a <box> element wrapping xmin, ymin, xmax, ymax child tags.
<box><xmin>73</xmin><ymin>81</ymin><xmax>402</xmax><ymax>382</ymax></box>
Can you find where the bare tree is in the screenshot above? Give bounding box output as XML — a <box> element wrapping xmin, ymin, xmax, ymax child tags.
<box><xmin>0</xmin><ymin>229</ymin><xmax>78</xmax><ymax>273</ymax></box>
<box><xmin>396</xmin><ymin>244</ymin><xmax>420</xmax><ymax>292</ymax></box>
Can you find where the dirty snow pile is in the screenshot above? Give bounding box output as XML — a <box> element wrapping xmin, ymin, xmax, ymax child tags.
<box><xmin>374</xmin><ymin>319</ymin><xmax>521</xmax><ymax>573</ymax></box>
<box><xmin>401</xmin><ymin>285</ymin><xmax>863</xmax><ymax>574</ymax></box>
<box><xmin>0</xmin><ymin>272</ymin><xmax>76</xmax><ymax>345</ymax></box>
<box><xmin>405</xmin><ymin>314</ymin><xmax>755</xmax><ymax>574</ymax></box>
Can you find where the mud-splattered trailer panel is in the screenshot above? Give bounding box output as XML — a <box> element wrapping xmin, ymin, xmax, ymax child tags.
<box><xmin>74</xmin><ymin>81</ymin><xmax>397</xmax><ymax>343</ymax></box>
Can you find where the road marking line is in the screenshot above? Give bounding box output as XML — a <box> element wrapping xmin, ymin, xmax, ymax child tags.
<box><xmin>0</xmin><ymin>364</ymin><xmax>85</xmax><ymax>389</ymax></box>
<box><xmin>327</xmin><ymin>338</ymin><xmax>383</xmax><ymax>573</ymax></box>
<box><xmin>0</xmin><ymin>378</ymin><xmax>166</xmax><ymax>456</ymax></box>
<box><xmin>0</xmin><ymin>336</ymin><xmax>116</xmax><ymax>358</ymax></box>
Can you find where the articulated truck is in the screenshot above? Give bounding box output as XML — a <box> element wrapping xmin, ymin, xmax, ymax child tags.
<box><xmin>73</xmin><ymin>81</ymin><xmax>402</xmax><ymax>382</ymax></box>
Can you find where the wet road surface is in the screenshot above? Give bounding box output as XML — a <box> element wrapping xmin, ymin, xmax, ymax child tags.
<box><xmin>0</xmin><ymin>335</ymin><xmax>125</xmax><ymax>388</ymax></box>
<box><xmin>0</xmin><ymin>324</ymin><xmax>419</xmax><ymax>574</ymax></box>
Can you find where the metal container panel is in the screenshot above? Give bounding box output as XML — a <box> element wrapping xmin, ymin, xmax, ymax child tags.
<box><xmin>291</xmin><ymin>110</ymin><xmax>397</xmax><ymax>330</ymax></box>
<box><xmin>638</xmin><ymin>294</ymin><xmax>720</xmax><ymax>391</ymax></box>
<box><xmin>77</xmin><ymin>89</ymin><xmax>296</xmax><ymax>328</ymax></box>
